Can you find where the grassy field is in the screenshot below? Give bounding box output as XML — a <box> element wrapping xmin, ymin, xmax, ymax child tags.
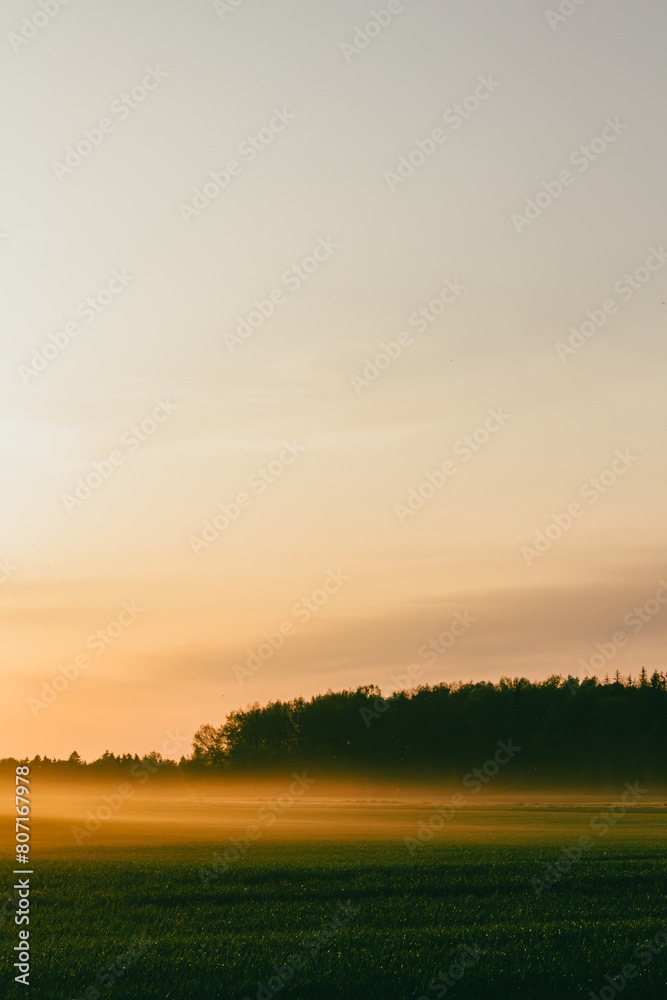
<box><xmin>2</xmin><ymin>802</ymin><xmax>667</xmax><ymax>999</ymax></box>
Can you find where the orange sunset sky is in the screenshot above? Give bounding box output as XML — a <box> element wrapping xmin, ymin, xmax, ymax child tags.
<box><xmin>1</xmin><ymin>0</ymin><xmax>666</xmax><ymax>759</ymax></box>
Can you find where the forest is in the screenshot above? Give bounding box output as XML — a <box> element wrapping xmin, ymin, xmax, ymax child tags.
<box><xmin>5</xmin><ymin>672</ymin><xmax>667</xmax><ymax>787</ymax></box>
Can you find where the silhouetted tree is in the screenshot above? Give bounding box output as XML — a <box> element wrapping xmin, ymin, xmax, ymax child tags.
<box><xmin>192</xmin><ymin>723</ymin><xmax>227</xmax><ymax>766</ymax></box>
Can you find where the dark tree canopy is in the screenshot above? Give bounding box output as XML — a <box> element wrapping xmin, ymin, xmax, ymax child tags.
<box><xmin>187</xmin><ymin>673</ymin><xmax>667</xmax><ymax>788</ymax></box>
<box><xmin>5</xmin><ymin>674</ymin><xmax>666</xmax><ymax>789</ymax></box>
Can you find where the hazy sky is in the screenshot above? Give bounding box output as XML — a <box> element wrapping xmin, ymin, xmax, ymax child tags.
<box><xmin>1</xmin><ymin>0</ymin><xmax>666</xmax><ymax>759</ymax></box>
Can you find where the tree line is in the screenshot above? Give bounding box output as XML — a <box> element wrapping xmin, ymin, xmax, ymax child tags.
<box><xmin>4</xmin><ymin>672</ymin><xmax>666</xmax><ymax>787</ymax></box>
<box><xmin>188</xmin><ymin>671</ymin><xmax>667</xmax><ymax>787</ymax></box>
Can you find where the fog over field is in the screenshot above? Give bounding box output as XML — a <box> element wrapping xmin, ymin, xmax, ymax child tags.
<box><xmin>4</xmin><ymin>776</ymin><xmax>663</xmax><ymax>853</ymax></box>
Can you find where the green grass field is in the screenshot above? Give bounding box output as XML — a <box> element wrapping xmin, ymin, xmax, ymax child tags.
<box><xmin>3</xmin><ymin>804</ymin><xmax>667</xmax><ymax>999</ymax></box>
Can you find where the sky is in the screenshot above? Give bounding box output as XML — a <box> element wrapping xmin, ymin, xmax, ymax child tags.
<box><xmin>1</xmin><ymin>0</ymin><xmax>666</xmax><ymax>759</ymax></box>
